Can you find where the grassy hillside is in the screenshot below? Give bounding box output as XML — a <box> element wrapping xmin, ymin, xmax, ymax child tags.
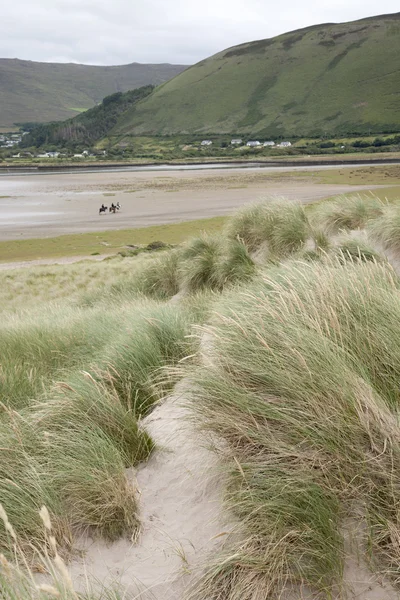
<box><xmin>113</xmin><ymin>12</ymin><xmax>400</xmax><ymax>138</ymax></box>
<box><xmin>21</xmin><ymin>86</ymin><xmax>154</xmax><ymax>147</ymax></box>
<box><xmin>0</xmin><ymin>59</ymin><xmax>187</xmax><ymax>128</ymax></box>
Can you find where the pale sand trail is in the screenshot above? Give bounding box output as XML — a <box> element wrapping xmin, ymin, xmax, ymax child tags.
<box><xmin>69</xmin><ymin>390</ymin><xmax>232</xmax><ymax>599</ymax></box>
<box><xmin>68</xmin><ymin>391</ymin><xmax>399</xmax><ymax>600</ymax></box>
<box><xmin>0</xmin><ymin>166</ymin><xmax>392</xmax><ymax>240</ymax></box>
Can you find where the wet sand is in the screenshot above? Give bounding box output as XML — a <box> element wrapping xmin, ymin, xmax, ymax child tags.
<box><xmin>0</xmin><ymin>166</ymin><xmax>388</xmax><ymax>241</ymax></box>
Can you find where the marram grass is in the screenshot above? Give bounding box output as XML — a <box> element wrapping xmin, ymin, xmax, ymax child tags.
<box><xmin>313</xmin><ymin>193</ymin><xmax>384</xmax><ymax>234</ymax></box>
<box><xmin>0</xmin><ymin>503</ymin><xmax>130</xmax><ymax>599</ymax></box>
<box><xmin>187</xmin><ymin>258</ymin><xmax>400</xmax><ymax>598</ymax></box>
<box><xmin>368</xmin><ymin>204</ymin><xmax>400</xmax><ymax>257</ymax></box>
<box><xmin>224</xmin><ymin>199</ymin><xmax>310</xmax><ymax>258</ymax></box>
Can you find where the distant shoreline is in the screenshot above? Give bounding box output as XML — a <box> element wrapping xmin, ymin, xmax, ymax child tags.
<box><xmin>1</xmin><ymin>155</ymin><xmax>400</xmax><ymax>175</ymax></box>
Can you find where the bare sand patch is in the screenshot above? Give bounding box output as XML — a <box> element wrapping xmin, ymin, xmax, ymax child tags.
<box><xmin>69</xmin><ymin>391</ymin><xmax>232</xmax><ymax>599</ymax></box>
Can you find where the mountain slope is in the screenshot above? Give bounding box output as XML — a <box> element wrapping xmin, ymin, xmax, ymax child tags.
<box><xmin>21</xmin><ymin>86</ymin><xmax>154</xmax><ymax>147</ymax></box>
<box><xmin>0</xmin><ymin>59</ymin><xmax>187</xmax><ymax>128</ymax></box>
<box><xmin>113</xmin><ymin>13</ymin><xmax>400</xmax><ymax>138</ymax></box>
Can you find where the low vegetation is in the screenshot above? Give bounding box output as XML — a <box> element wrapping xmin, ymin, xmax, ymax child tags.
<box><xmin>311</xmin><ymin>193</ymin><xmax>385</xmax><ymax>234</ymax></box>
<box><xmin>188</xmin><ymin>258</ymin><xmax>400</xmax><ymax>598</ymax></box>
<box><xmin>3</xmin><ymin>192</ymin><xmax>400</xmax><ymax>597</ymax></box>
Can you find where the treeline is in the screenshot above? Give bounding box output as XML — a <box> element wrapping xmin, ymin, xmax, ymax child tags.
<box><xmin>20</xmin><ymin>85</ymin><xmax>154</xmax><ymax>148</ymax></box>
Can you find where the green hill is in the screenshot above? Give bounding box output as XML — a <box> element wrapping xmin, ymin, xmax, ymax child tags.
<box><xmin>21</xmin><ymin>86</ymin><xmax>154</xmax><ymax>148</ymax></box>
<box><xmin>113</xmin><ymin>13</ymin><xmax>400</xmax><ymax>138</ymax></box>
<box><xmin>0</xmin><ymin>59</ymin><xmax>187</xmax><ymax>129</ymax></box>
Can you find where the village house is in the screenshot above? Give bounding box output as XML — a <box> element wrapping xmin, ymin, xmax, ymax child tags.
<box><xmin>231</xmin><ymin>139</ymin><xmax>243</xmax><ymax>145</ymax></box>
<box><xmin>278</xmin><ymin>141</ymin><xmax>292</xmax><ymax>147</ymax></box>
<box><xmin>201</xmin><ymin>140</ymin><xmax>213</xmax><ymax>146</ymax></box>
<box><xmin>246</xmin><ymin>141</ymin><xmax>261</xmax><ymax>147</ymax></box>
<box><xmin>263</xmin><ymin>141</ymin><xmax>275</xmax><ymax>147</ymax></box>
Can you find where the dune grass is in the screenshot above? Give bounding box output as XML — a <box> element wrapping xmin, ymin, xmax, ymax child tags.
<box><xmin>368</xmin><ymin>204</ymin><xmax>400</xmax><ymax>257</ymax></box>
<box><xmin>188</xmin><ymin>258</ymin><xmax>400</xmax><ymax>598</ymax></box>
<box><xmin>0</xmin><ymin>265</ymin><xmax>213</xmax><ymax>556</ymax></box>
<box><xmin>0</xmin><ymin>504</ymin><xmax>129</xmax><ymax>599</ymax></box>
<box><xmin>312</xmin><ymin>193</ymin><xmax>385</xmax><ymax>234</ymax></box>
<box><xmin>4</xmin><ymin>196</ymin><xmax>400</xmax><ymax>596</ymax></box>
<box><xmin>333</xmin><ymin>234</ymin><xmax>383</xmax><ymax>263</ymax></box>
<box><xmin>224</xmin><ymin>200</ymin><xmax>310</xmax><ymax>258</ymax></box>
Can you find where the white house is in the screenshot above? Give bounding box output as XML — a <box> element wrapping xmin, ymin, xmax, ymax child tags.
<box><xmin>201</xmin><ymin>140</ymin><xmax>213</xmax><ymax>146</ymax></box>
<box><xmin>278</xmin><ymin>141</ymin><xmax>292</xmax><ymax>147</ymax></box>
<box><xmin>246</xmin><ymin>141</ymin><xmax>261</xmax><ymax>147</ymax></box>
<box><xmin>263</xmin><ymin>141</ymin><xmax>275</xmax><ymax>147</ymax></box>
<box><xmin>47</xmin><ymin>151</ymin><xmax>60</xmax><ymax>158</ymax></box>
<box><xmin>231</xmin><ymin>139</ymin><xmax>243</xmax><ymax>145</ymax></box>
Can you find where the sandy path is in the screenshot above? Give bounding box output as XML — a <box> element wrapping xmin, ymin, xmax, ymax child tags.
<box><xmin>70</xmin><ymin>392</ymin><xmax>231</xmax><ymax>599</ymax></box>
<box><xmin>68</xmin><ymin>390</ymin><xmax>399</xmax><ymax>600</ymax></box>
<box><xmin>0</xmin><ymin>166</ymin><xmax>390</xmax><ymax>241</ymax></box>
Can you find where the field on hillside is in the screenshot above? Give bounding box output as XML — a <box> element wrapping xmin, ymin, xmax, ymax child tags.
<box><xmin>3</xmin><ymin>192</ymin><xmax>400</xmax><ymax>598</ymax></box>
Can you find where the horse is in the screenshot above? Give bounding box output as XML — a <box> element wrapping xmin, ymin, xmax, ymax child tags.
<box><xmin>109</xmin><ymin>203</ymin><xmax>116</xmax><ymax>214</ymax></box>
<box><xmin>99</xmin><ymin>205</ymin><xmax>107</xmax><ymax>214</ymax></box>
<box><xmin>116</xmin><ymin>202</ymin><xmax>121</xmax><ymax>211</ymax></box>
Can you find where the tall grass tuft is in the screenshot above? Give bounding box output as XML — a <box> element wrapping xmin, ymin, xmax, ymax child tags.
<box><xmin>188</xmin><ymin>258</ymin><xmax>400</xmax><ymax>598</ymax></box>
<box><xmin>368</xmin><ymin>204</ymin><xmax>400</xmax><ymax>257</ymax></box>
<box><xmin>214</xmin><ymin>239</ymin><xmax>257</xmax><ymax>289</ymax></box>
<box><xmin>31</xmin><ymin>373</ymin><xmax>154</xmax><ymax>466</ymax></box>
<box><xmin>224</xmin><ymin>200</ymin><xmax>310</xmax><ymax>258</ymax></box>
<box><xmin>129</xmin><ymin>248</ymin><xmax>181</xmax><ymax>299</ymax></box>
<box><xmin>178</xmin><ymin>234</ymin><xmax>222</xmax><ymax>292</ymax></box>
<box><xmin>0</xmin><ymin>306</ymin><xmax>120</xmax><ymax>410</ymax></box>
<box><xmin>46</xmin><ymin>425</ymin><xmax>138</xmax><ymax>541</ymax></box>
<box><xmin>333</xmin><ymin>234</ymin><xmax>383</xmax><ymax>263</ymax></box>
<box><xmin>0</xmin><ymin>413</ymin><xmax>68</xmax><ymax>555</ymax></box>
<box><xmin>313</xmin><ymin>193</ymin><xmax>384</xmax><ymax>234</ymax></box>
<box><xmin>0</xmin><ymin>504</ymin><xmax>129</xmax><ymax>599</ymax></box>
<box><xmin>101</xmin><ymin>300</ymin><xmax>205</xmax><ymax>415</ymax></box>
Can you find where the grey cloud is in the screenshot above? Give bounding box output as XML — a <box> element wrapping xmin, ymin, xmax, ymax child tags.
<box><xmin>1</xmin><ymin>0</ymin><xmax>399</xmax><ymax>65</ymax></box>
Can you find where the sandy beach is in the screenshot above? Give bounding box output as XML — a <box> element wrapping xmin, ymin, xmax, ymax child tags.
<box><xmin>0</xmin><ymin>165</ymin><xmax>388</xmax><ymax>241</ymax></box>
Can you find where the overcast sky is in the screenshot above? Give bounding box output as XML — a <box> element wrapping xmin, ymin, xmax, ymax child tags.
<box><xmin>2</xmin><ymin>0</ymin><xmax>399</xmax><ymax>66</ymax></box>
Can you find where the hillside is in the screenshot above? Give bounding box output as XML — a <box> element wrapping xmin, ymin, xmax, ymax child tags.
<box><xmin>112</xmin><ymin>13</ymin><xmax>400</xmax><ymax>138</ymax></box>
<box><xmin>21</xmin><ymin>86</ymin><xmax>154</xmax><ymax>147</ymax></box>
<box><xmin>0</xmin><ymin>59</ymin><xmax>187</xmax><ymax>128</ymax></box>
